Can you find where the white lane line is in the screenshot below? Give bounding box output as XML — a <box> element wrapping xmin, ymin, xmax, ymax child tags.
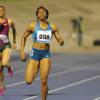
<box><xmin>5</xmin><ymin>60</ymin><xmax>100</xmax><ymax>76</ymax></box>
<box><xmin>7</xmin><ymin>66</ymin><xmax>89</xmax><ymax>88</ymax></box>
<box><xmin>23</xmin><ymin>74</ymin><xmax>100</xmax><ymax>100</ymax></box>
<box><xmin>5</xmin><ymin>70</ymin><xmax>24</xmax><ymax>76</ymax></box>
<box><xmin>94</xmin><ymin>97</ymin><xmax>100</xmax><ymax>100</ymax></box>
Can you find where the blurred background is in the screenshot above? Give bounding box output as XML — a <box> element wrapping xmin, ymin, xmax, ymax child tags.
<box><xmin>0</xmin><ymin>0</ymin><xmax>100</xmax><ymax>53</ymax></box>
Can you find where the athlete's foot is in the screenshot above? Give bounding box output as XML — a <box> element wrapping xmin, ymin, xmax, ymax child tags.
<box><xmin>0</xmin><ymin>87</ymin><xmax>6</xmax><ymax>96</ymax></box>
<box><xmin>8</xmin><ymin>67</ymin><xmax>14</xmax><ymax>77</ymax></box>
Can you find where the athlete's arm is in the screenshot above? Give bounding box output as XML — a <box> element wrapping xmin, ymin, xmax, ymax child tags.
<box><xmin>8</xmin><ymin>19</ymin><xmax>17</xmax><ymax>49</ymax></box>
<box><xmin>51</xmin><ymin>23</ymin><xmax>64</xmax><ymax>46</ymax></box>
<box><xmin>20</xmin><ymin>22</ymin><xmax>35</xmax><ymax>61</ymax></box>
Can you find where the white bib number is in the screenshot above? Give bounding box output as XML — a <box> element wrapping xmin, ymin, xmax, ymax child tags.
<box><xmin>37</xmin><ymin>30</ymin><xmax>52</xmax><ymax>43</ymax></box>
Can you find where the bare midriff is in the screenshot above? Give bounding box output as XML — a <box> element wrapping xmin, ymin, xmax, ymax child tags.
<box><xmin>32</xmin><ymin>42</ymin><xmax>50</xmax><ymax>50</ymax></box>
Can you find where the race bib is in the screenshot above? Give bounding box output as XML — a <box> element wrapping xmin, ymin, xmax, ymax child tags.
<box><xmin>37</xmin><ymin>30</ymin><xmax>52</xmax><ymax>43</ymax></box>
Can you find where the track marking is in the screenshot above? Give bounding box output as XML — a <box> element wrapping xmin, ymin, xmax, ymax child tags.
<box><xmin>5</xmin><ymin>58</ymin><xmax>100</xmax><ymax>77</ymax></box>
<box><xmin>94</xmin><ymin>97</ymin><xmax>100</xmax><ymax>100</ymax></box>
<box><xmin>7</xmin><ymin>66</ymin><xmax>89</xmax><ymax>88</ymax></box>
<box><xmin>5</xmin><ymin>69</ymin><xmax>24</xmax><ymax>76</ymax></box>
<box><xmin>23</xmin><ymin>74</ymin><xmax>100</xmax><ymax>100</ymax></box>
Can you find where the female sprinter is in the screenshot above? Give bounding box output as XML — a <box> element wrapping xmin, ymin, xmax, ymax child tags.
<box><xmin>0</xmin><ymin>5</ymin><xmax>17</xmax><ymax>95</ymax></box>
<box><xmin>20</xmin><ymin>6</ymin><xmax>64</xmax><ymax>100</ymax></box>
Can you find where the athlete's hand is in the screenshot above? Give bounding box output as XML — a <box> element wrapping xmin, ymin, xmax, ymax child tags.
<box><xmin>58</xmin><ymin>40</ymin><xmax>64</xmax><ymax>46</ymax></box>
<box><xmin>20</xmin><ymin>51</ymin><xmax>26</xmax><ymax>62</ymax></box>
<box><xmin>12</xmin><ymin>42</ymin><xmax>16</xmax><ymax>50</ymax></box>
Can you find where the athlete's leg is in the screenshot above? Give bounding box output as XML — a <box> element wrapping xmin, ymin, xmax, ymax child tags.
<box><xmin>1</xmin><ymin>48</ymin><xmax>13</xmax><ymax>77</ymax></box>
<box><xmin>0</xmin><ymin>52</ymin><xmax>4</xmax><ymax>87</ymax></box>
<box><xmin>40</xmin><ymin>58</ymin><xmax>51</xmax><ymax>100</ymax></box>
<box><xmin>25</xmin><ymin>59</ymin><xmax>39</xmax><ymax>84</ymax></box>
<box><xmin>2</xmin><ymin>48</ymin><xmax>11</xmax><ymax>66</ymax></box>
<box><xmin>0</xmin><ymin>52</ymin><xmax>5</xmax><ymax>96</ymax></box>
<box><xmin>0</xmin><ymin>53</ymin><xmax>1</xmax><ymax>66</ymax></box>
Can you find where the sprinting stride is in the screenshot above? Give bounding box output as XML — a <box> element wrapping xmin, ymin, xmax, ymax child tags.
<box><xmin>20</xmin><ymin>6</ymin><xmax>64</xmax><ymax>100</ymax></box>
<box><xmin>0</xmin><ymin>5</ymin><xmax>17</xmax><ymax>95</ymax></box>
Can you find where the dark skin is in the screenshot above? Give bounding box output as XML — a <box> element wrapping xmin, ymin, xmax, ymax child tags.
<box><xmin>0</xmin><ymin>6</ymin><xmax>17</xmax><ymax>67</ymax></box>
<box><xmin>0</xmin><ymin>6</ymin><xmax>17</xmax><ymax>92</ymax></box>
<box><xmin>0</xmin><ymin>6</ymin><xmax>17</xmax><ymax>49</ymax></box>
<box><xmin>20</xmin><ymin>7</ymin><xmax>64</xmax><ymax>100</ymax></box>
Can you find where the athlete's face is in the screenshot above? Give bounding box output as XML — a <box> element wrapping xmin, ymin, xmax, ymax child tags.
<box><xmin>37</xmin><ymin>8</ymin><xmax>47</xmax><ymax>21</ymax></box>
<box><xmin>0</xmin><ymin>7</ymin><xmax>6</xmax><ymax>17</ymax></box>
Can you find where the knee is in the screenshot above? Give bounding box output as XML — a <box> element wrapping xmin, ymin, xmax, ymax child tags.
<box><xmin>2</xmin><ymin>63</ymin><xmax>8</xmax><ymax>67</ymax></box>
<box><xmin>25</xmin><ymin>77</ymin><xmax>33</xmax><ymax>85</ymax></box>
<box><xmin>26</xmin><ymin>81</ymin><xmax>32</xmax><ymax>85</ymax></box>
<box><xmin>41</xmin><ymin>79</ymin><xmax>47</xmax><ymax>85</ymax></box>
<box><xmin>25</xmin><ymin>79</ymin><xmax>33</xmax><ymax>85</ymax></box>
<box><xmin>1</xmin><ymin>65</ymin><xmax>8</xmax><ymax>69</ymax></box>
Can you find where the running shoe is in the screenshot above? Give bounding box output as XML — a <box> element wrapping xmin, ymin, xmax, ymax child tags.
<box><xmin>8</xmin><ymin>66</ymin><xmax>14</xmax><ymax>77</ymax></box>
<box><xmin>0</xmin><ymin>87</ymin><xmax>6</xmax><ymax>96</ymax></box>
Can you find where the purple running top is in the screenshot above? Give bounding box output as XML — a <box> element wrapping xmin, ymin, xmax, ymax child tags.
<box><xmin>0</xmin><ymin>18</ymin><xmax>9</xmax><ymax>36</ymax></box>
<box><xmin>0</xmin><ymin>18</ymin><xmax>9</xmax><ymax>47</ymax></box>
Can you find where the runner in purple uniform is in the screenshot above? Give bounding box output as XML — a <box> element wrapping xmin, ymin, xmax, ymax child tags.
<box><xmin>0</xmin><ymin>5</ymin><xmax>17</xmax><ymax>95</ymax></box>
